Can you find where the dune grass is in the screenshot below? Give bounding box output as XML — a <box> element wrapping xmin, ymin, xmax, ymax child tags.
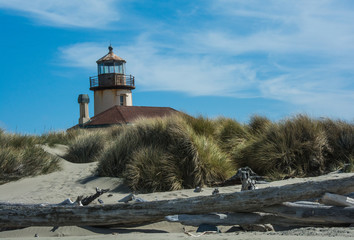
<box><xmin>97</xmin><ymin>116</ymin><xmax>235</xmax><ymax>192</ymax></box>
<box><xmin>39</xmin><ymin>130</ymin><xmax>81</xmax><ymax>146</ymax></box>
<box><xmin>319</xmin><ymin>119</ymin><xmax>354</xmax><ymax>171</ymax></box>
<box><xmin>123</xmin><ymin>146</ymin><xmax>183</xmax><ymax>192</ymax></box>
<box><xmin>0</xmin><ymin>129</ymin><xmax>60</xmax><ymax>184</ymax></box>
<box><xmin>233</xmin><ymin>115</ymin><xmax>331</xmax><ymax>178</ymax></box>
<box><xmin>1</xmin><ymin>113</ymin><xmax>352</xmax><ymax>190</ymax></box>
<box><xmin>84</xmin><ymin>113</ymin><xmax>354</xmax><ymax>190</ymax></box>
<box><xmin>64</xmin><ymin>130</ymin><xmax>107</xmax><ymax>163</ymax></box>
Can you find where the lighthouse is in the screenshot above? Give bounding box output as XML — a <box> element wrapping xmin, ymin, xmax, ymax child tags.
<box><xmin>71</xmin><ymin>45</ymin><xmax>178</xmax><ymax>129</ymax></box>
<box><xmin>89</xmin><ymin>45</ymin><xmax>135</xmax><ymax>115</ymax></box>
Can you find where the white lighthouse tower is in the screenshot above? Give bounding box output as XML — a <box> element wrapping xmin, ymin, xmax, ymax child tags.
<box><xmin>89</xmin><ymin>45</ymin><xmax>135</xmax><ymax>115</ymax></box>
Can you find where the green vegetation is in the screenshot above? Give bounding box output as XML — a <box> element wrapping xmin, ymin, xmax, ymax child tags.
<box><xmin>64</xmin><ymin>130</ymin><xmax>107</xmax><ymax>163</ymax></box>
<box><xmin>97</xmin><ymin>116</ymin><xmax>234</xmax><ymax>192</ymax></box>
<box><xmin>0</xmin><ymin>129</ymin><xmax>62</xmax><ymax>184</ymax></box>
<box><xmin>233</xmin><ymin>115</ymin><xmax>330</xmax><ymax>178</ymax></box>
<box><xmin>39</xmin><ymin>130</ymin><xmax>81</xmax><ymax>146</ymax></box>
<box><xmin>1</xmin><ymin>113</ymin><xmax>353</xmax><ymax>192</ymax></box>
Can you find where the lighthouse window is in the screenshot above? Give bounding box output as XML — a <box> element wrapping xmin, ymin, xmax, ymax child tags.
<box><xmin>98</xmin><ymin>62</ymin><xmax>125</xmax><ymax>74</ymax></box>
<box><xmin>98</xmin><ymin>64</ymin><xmax>104</xmax><ymax>74</ymax></box>
<box><xmin>120</xmin><ymin>95</ymin><xmax>124</xmax><ymax>106</ymax></box>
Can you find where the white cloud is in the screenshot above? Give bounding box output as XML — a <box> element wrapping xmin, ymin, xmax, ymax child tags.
<box><xmin>58</xmin><ymin>43</ymin><xmax>106</xmax><ymax>69</ymax></box>
<box><xmin>192</xmin><ymin>0</ymin><xmax>354</xmax><ymax>57</ymax></box>
<box><xmin>59</xmin><ymin>40</ymin><xmax>260</xmax><ymax>97</ymax></box>
<box><xmin>196</xmin><ymin>0</ymin><xmax>354</xmax><ymax>119</ymax></box>
<box><xmin>0</xmin><ymin>0</ymin><xmax>119</xmax><ymax>28</ymax></box>
<box><xmin>57</xmin><ymin>0</ymin><xmax>354</xmax><ymax>119</ymax></box>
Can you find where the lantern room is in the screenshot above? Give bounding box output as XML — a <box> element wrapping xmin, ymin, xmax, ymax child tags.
<box><xmin>97</xmin><ymin>46</ymin><xmax>126</xmax><ymax>75</ymax></box>
<box><xmin>89</xmin><ymin>45</ymin><xmax>135</xmax><ymax>115</ymax></box>
<box><xmin>90</xmin><ymin>45</ymin><xmax>135</xmax><ymax>91</ymax></box>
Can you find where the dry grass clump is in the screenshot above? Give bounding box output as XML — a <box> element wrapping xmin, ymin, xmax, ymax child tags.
<box><xmin>319</xmin><ymin>119</ymin><xmax>354</xmax><ymax>171</ymax></box>
<box><xmin>98</xmin><ymin>116</ymin><xmax>191</xmax><ymax>177</ymax></box>
<box><xmin>182</xmin><ymin>114</ymin><xmax>216</xmax><ymax>138</ymax></box>
<box><xmin>234</xmin><ymin>115</ymin><xmax>330</xmax><ymax>178</ymax></box>
<box><xmin>39</xmin><ymin>129</ymin><xmax>82</xmax><ymax>146</ymax></box>
<box><xmin>191</xmin><ymin>133</ymin><xmax>235</xmax><ymax>185</ymax></box>
<box><xmin>98</xmin><ymin>113</ymin><xmax>353</xmax><ymax>190</ymax></box>
<box><xmin>64</xmin><ymin>130</ymin><xmax>107</xmax><ymax>163</ymax></box>
<box><xmin>0</xmin><ymin>132</ymin><xmax>38</xmax><ymax>149</ymax></box>
<box><xmin>97</xmin><ymin>115</ymin><xmax>235</xmax><ymax>192</ymax></box>
<box><xmin>214</xmin><ymin>117</ymin><xmax>251</xmax><ymax>152</ymax></box>
<box><xmin>124</xmin><ymin>146</ymin><xmax>183</xmax><ymax>192</ymax></box>
<box><xmin>0</xmin><ymin>129</ymin><xmax>59</xmax><ymax>184</ymax></box>
<box><xmin>248</xmin><ymin>115</ymin><xmax>272</xmax><ymax>135</ymax></box>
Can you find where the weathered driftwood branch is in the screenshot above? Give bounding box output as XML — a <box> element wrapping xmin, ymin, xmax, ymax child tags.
<box><xmin>320</xmin><ymin>192</ymin><xmax>354</xmax><ymax>207</ymax></box>
<box><xmin>79</xmin><ymin>187</ymin><xmax>109</xmax><ymax>206</ymax></box>
<box><xmin>1</xmin><ymin>173</ymin><xmax>354</xmax><ymax>227</ymax></box>
<box><xmin>166</xmin><ymin>213</ymin><xmax>306</xmax><ymax>227</ymax></box>
<box><xmin>168</xmin><ymin>202</ymin><xmax>354</xmax><ymax>227</ymax></box>
<box><xmin>264</xmin><ymin>202</ymin><xmax>354</xmax><ymax>224</ymax></box>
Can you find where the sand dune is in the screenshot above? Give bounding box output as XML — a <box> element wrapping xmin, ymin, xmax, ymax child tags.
<box><xmin>0</xmin><ymin>144</ymin><xmax>353</xmax><ymax>239</ymax></box>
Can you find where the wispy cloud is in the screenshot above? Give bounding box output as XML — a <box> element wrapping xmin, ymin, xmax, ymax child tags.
<box><xmin>58</xmin><ymin>43</ymin><xmax>106</xmax><ymax>69</ymax></box>
<box><xmin>0</xmin><ymin>0</ymin><xmax>119</xmax><ymax>28</ymax></box>
<box><xmin>191</xmin><ymin>1</ymin><xmax>354</xmax><ymax>57</ymax></box>
<box><xmin>58</xmin><ymin>0</ymin><xmax>354</xmax><ymax>119</ymax></box>
<box><xmin>59</xmin><ymin>41</ymin><xmax>259</xmax><ymax>97</ymax></box>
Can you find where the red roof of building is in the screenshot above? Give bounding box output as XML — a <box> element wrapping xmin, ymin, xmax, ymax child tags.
<box><xmin>82</xmin><ymin>105</ymin><xmax>178</xmax><ymax>127</ymax></box>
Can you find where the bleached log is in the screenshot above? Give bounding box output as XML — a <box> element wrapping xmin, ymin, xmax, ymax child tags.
<box><xmin>167</xmin><ymin>203</ymin><xmax>354</xmax><ymax>227</ymax></box>
<box><xmin>166</xmin><ymin>213</ymin><xmax>309</xmax><ymax>227</ymax></box>
<box><xmin>1</xmin><ymin>173</ymin><xmax>354</xmax><ymax>227</ymax></box>
<box><xmin>320</xmin><ymin>192</ymin><xmax>354</xmax><ymax>207</ymax></box>
<box><xmin>265</xmin><ymin>202</ymin><xmax>354</xmax><ymax>224</ymax></box>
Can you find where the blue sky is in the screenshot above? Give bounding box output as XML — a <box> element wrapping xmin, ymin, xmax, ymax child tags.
<box><xmin>0</xmin><ymin>0</ymin><xmax>353</xmax><ymax>134</ymax></box>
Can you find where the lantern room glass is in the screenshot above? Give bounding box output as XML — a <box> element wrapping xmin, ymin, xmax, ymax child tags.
<box><xmin>98</xmin><ymin>62</ymin><xmax>125</xmax><ymax>74</ymax></box>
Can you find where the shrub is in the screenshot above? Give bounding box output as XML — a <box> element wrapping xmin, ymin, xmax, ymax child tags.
<box><xmin>214</xmin><ymin>117</ymin><xmax>251</xmax><ymax>152</ymax></box>
<box><xmin>64</xmin><ymin>130</ymin><xmax>107</xmax><ymax>163</ymax></box>
<box><xmin>182</xmin><ymin>114</ymin><xmax>216</xmax><ymax>138</ymax></box>
<box><xmin>0</xmin><ymin>133</ymin><xmax>38</xmax><ymax>149</ymax></box>
<box><xmin>248</xmin><ymin>115</ymin><xmax>272</xmax><ymax>135</ymax></box>
<box><xmin>233</xmin><ymin>115</ymin><xmax>330</xmax><ymax>178</ymax></box>
<box><xmin>40</xmin><ymin>129</ymin><xmax>82</xmax><ymax>146</ymax></box>
<box><xmin>191</xmin><ymin>133</ymin><xmax>235</xmax><ymax>185</ymax></box>
<box><xmin>124</xmin><ymin>146</ymin><xmax>183</xmax><ymax>192</ymax></box>
<box><xmin>98</xmin><ymin>115</ymin><xmax>235</xmax><ymax>191</ymax></box>
<box><xmin>0</xmin><ymin>146</ymin><xmax>59</xmax><ymax>183</ymax></box>
<box><xmin>319</xmin><ymin>119</ymin><xmax>354</xmax><ymax>170</ymax></box>
<box><xmin>98</xmin><ymin>117</ymin><xmax>187</xmax><ymax>177</ymax></box>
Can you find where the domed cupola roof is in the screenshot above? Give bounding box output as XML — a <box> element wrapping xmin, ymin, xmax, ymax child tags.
<box><xmin>96</xmin><ymin>45</ymin><xmax>126</xmax><ymax>63</ymax></box>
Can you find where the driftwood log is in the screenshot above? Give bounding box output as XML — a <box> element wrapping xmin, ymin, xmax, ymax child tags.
<box><xmin>1</xmin><ymin>173</ymin><xmax>354</xmax><ymax>227</ymax></box>
<box><xmin>168</xmin><ymin>201</ymin><xmax>354</xmax><ymax>227</ymax></box>
<box><xmin>321</xmin><ymin>192</ymin><xmax>354</xmax><ymax>207</ymax></box>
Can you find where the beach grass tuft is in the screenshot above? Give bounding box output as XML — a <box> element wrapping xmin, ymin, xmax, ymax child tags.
<box><xmin>233</xmin><ymin>115</ymin><xmax>331</xmax><ymax>178</ymax></box>
<box><xmin>97</xmin><ymin>115</ymin><xmax>235</xmax><ymax>191</ymax></box>
<box><xmin>64</xmin><ymin>130</ymin><xmax>107</xmax><ymax>163</ymax></box>
<box><xmin>0</xmin><ymin>130</ymin><xmax>60</xmax><ymax>184</ymax></box>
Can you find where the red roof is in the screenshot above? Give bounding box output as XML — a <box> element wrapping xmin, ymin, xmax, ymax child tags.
<box><xmin>83</xmin><ymin>105</ymin><xmax>178</xmax><ymax>127</ymax></box>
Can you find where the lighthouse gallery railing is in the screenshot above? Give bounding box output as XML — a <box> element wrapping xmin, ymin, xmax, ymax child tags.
<box><xmin>89</xmin><ymin>74</ymin><xmax>135</xmax><ymax>89</ymax></box>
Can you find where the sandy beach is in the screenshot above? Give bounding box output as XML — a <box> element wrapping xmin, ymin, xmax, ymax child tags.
<box><xmin>0</xmin><ymin>145</ymin><xmax>353</xmax><ymax>239</ymax></box>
